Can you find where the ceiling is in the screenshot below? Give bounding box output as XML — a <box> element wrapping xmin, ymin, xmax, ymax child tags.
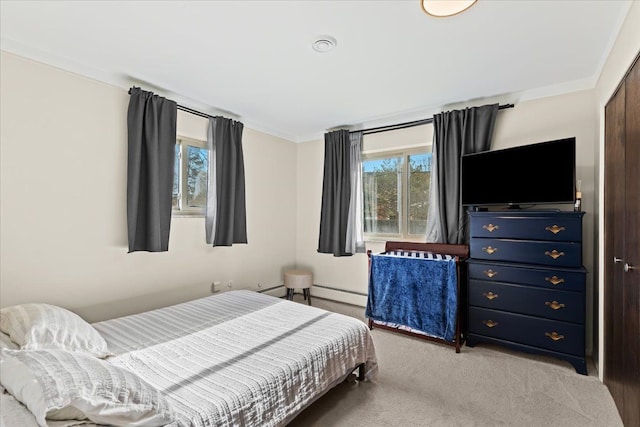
<box><xmin>0</xmin><ymin>1</ymin><xmax>632</xmax><ymax>142</ymax></box>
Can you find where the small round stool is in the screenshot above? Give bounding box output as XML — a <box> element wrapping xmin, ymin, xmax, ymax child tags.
<box><xmin>284</xmin><ymin>269</ymin><xmax>313</xmax><ymax>305</ymax></box>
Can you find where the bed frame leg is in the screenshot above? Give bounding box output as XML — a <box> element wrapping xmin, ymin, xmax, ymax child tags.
<box><xmin>357</xmin><ymin>363</ymin><xmax>365</xmax><ymax>381</ymax></box>
<box><xmin>345</xmin><ymin>363</ymin><xmax>366</xmax><ymax>384</ymax></box>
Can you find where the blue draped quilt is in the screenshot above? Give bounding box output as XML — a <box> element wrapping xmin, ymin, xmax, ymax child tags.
<box><xmin>365</xmin><ymin>253</ymin><xmax>458</xmax><ymax>342</ymax></box>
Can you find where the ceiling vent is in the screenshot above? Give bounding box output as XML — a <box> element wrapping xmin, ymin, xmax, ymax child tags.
<box><xmin>312</xmin><ymin>35</ymin><xmax>337</xmax><ymax>53</ymax></box>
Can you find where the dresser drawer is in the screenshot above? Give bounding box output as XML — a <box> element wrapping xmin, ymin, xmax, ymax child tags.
<box><xmin>470</xmin><ymin>238</ymin><xmax>582</xmax><ymax>268</ymax></box>
<box><xmin>469</xmin><ymin>213</ymin><xmax>582</xmax><ymax>241</ymax></box>
<box><xmin>469</xmin><ymin>280</ymin><xmax>584</xmax><ymax>322</ymax></box>
<box><xmin>467</xmin><ymin>260</ymin><xmax>586</xmax><ymax>292</ymax></box>
<box><xmin>469</xmin><ymin>307</ymin><xmax>584</xmax><ymax>356</ymax></box>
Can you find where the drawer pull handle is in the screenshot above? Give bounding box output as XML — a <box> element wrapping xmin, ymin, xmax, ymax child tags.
<box><xmin>483</xmin><ymin>320</ymin><xmax>498</xmax><ymax>328</ymax></box>
<box><xmin>545</xmin><ymin>276</ymin><xmax>565</xmax><ymax>286</ymax></box>
<box><xmin>483</xmin><ymin>224</ymin><xmax>499</xmax><ymax>232</ymax></box>
<box><xmin>545</xmin><ymin>301</ymin><xmax>565</xmax><ymax>310</ymax></box>
<box><xmin>545</xmin><ymin>332</ymin><xmax>565</xmax><ymax>341</ymax></box>
<box><xmin>483</xmin><ymin>246</ymin><xmax>498</xmax><ymax>255</ymax></box>
<box><xmin>483</xmin><ymin>269</ymin><xmax>498</xmax><ymax>278</ymax></box>
<box><xmin>545</xmin><ymin>225</ymin><xmax>565</xmax><ymax>234</ymax></box>
<box><xmin>545</xmin><ymin>250</ymin><xmax>565</xmax><ymax>260</ymax></box>
<box><xmin>483</xmin><ymin>292</ymin><xmax>499</xmax><ymax>300</ymax></box>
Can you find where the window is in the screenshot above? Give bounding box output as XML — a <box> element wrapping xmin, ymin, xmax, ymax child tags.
<box><xmin>173</xmin><ymin>137</ymin><xmax>208</xmax><ymax>215</ymax></box>
<box><xmin>363</xmin><ymin>148</ymin><xmax>431</xmax><ymax>240</ymax></box>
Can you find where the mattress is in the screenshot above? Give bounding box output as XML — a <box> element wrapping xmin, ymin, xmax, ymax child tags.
<box><xmin>93</xmin><ymin>290</ymin><xmax>378</xmax><ymax>426</ymax></box>
<box><xmin>1</xmin><ymin>290</ymin><xmax>377</xmax><ymax>427</ymax></box>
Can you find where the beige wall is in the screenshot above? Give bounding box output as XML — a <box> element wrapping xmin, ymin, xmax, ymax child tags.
<box><xmin>296</xmin><ymin>90</ymin><xmax>598</xmax><ymax>353</ymax></box>
<box><xmin>0</xmin><ymin>51</ymin><xmax>297</xmax><ymax>322</ymax></box>
<box><xmin>593</xmin><ymin>2</ymin><xmax>640</xmax><ymax>380</ymax></box>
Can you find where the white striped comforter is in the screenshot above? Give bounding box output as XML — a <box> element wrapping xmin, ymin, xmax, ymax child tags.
<box><xmin>92</xmin><ymin>290</ymin><xmax>378</xmax><ymax>427</ymax></box>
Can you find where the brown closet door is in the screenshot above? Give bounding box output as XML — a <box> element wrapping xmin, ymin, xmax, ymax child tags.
<box><xmin>604</xmin><ymin>79</ymin><xmax>625</xmax><ymax>418</ymax></box>
<box><xmin>604</xmin><ymin>55</ymin><xmax>640</xmax><ymax>427</ymax></box>
<box><xmin>621</xmin><ymin>56</ymin><xmax>639</xmax><ymax>427</ymax></box>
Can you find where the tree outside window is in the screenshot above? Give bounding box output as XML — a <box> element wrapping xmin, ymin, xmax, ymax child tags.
<box><xmin>173</xmin><ymin>137</ymin><xmax>208</xmax><ymax>215</ymax></box>
<box><xmin>363</xmin><ymin>149</ymin><xmax>431</xmax><ymax>239</ymax></box>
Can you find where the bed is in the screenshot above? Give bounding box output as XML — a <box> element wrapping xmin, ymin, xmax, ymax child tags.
<box><xmin>366</xmin><ymin>241</ymin><xmax>469</xmax><ymax>352</ymax></box>
<box><xmin>0</xmin><ymin>290</ymin><xmax>378</xmax><ymax>427</ymax></box>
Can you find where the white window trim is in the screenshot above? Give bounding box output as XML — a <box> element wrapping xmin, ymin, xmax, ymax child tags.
<box><xmin>363</xmin><ymin>146</ymin><xmax>430</xmax><ymax>242</ymax></box>
<box><xmin>173</xmin><ymin>136</ymin><xmax>207</xmax><ymax>217</ymax></box>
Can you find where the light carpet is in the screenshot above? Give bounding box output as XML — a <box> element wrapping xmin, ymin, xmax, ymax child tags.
<box><xmin>287</xmin><ymin>296</ymin><xmax>622</xmax><ymax>427</ymax></box>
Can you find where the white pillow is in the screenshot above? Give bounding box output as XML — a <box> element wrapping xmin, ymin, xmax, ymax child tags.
<box><xmin>0</xmin><ymin>332</ymin><xmax>19</xmax><ymax>352</ymax></box>
<box><xmin>0</xmin><ymin>332</ymin><xmax>19</xmax><ymax>394</ymax></box>
<box><xmin>0</xmin><ymin>349</ymin><xmax>174</xmax><ymax>427</ymax></box>
<box><xmin>0</xmin><ymin>303</ymin><xmax>111</xmax><ymax>358</ymax></box>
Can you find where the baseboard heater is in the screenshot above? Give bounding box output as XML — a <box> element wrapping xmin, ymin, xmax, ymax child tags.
<box><xmin>259</xmin><ymin>284</ymin><xmax>367</xmax><ymax>307</ymax></box>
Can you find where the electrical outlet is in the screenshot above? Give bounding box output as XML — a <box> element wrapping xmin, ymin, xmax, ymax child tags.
<box><xmin>211</xmin><ymin>281</ymin><xmax>221</xmax><ymax>293</ymax></box>
<box><xmin>227</xmin><ymin>280</ymin><xmax>233</xmax><ymax>289</ymax></box>
<box><xmin>257</xmin><ymin>282</ymin><xmax>262</xmax><ymax>289</ymax></box>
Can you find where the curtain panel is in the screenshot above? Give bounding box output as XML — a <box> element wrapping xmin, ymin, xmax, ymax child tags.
<box><xmin>345</xmin><ymin>131</ymin><xmax>365</xmax><ymax>254</ymax></box>
<box><xmin>126</xmin><ymin>87</ymin><xmax>177</xmax><ymax>252</ymax></box>
<box><xmin>318</xmin><ymin>130</ymin><xmax>353</xmax><ymax>256</ymax></box>
<box><xmin>428</xmin><ymin>103</ymin><xmax>499</xmax><ymax>244</ymax></box>
<box><xmin>205</xmin><ymin>116</ymin><xmax>247</xmax><ymax>246</ymax></box>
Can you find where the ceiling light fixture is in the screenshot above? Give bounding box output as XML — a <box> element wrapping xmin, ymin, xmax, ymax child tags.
<box><xmin>312</xmin><ymin>35</ymin><xmax>337</xmax><ymax>53</ymax></box>
<box><xmin>421</xmin><ymin>0</ymin><xmax>477</xmax><ymax>17</ymax></box>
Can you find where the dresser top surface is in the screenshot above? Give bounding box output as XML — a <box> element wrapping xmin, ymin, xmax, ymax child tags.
<box><xmin>469</xmin><ymin>210</ymin><xmax>585</xmax><ymax>219</ymax></box>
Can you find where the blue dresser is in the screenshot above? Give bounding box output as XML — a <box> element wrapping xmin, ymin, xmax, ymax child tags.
<box><xmin>466</xmin><ymin>210</ymin><xmax>587</xmax><ymax>375</ymax></box>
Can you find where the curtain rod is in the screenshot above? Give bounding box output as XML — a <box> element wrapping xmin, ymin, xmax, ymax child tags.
<box><xmin>128</xmin><ymin>87</ymin><xmax>217</xmax><ymax>120</ymax></box>
<box><xmin>353</xmin><ymin>103</ymin><xmax>515</xmax><ymax>136</ymax></box>
<box><xmin>128</xmin><ymin>87</ymin><xmax>513</xmax><ymax>133</ymax></box>
<box><xmin>176</xmin><ymin>104</ymin><xmax>216</xmax><ymax>120</ymax></box>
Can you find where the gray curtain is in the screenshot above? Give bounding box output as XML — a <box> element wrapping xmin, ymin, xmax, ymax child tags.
<box><xmin>432</xmin><ymin>103</ymin><xmax>499</xmax><ymax>244</ymax></box>
<box><xmin>126</xmin><ymin>87</ymin><xmax>177</xmax><ymax>253</ymax></box>
<box><xmin>318</xmin><ymin>130</ymin><xmax>352</xmax><ymax>256</ymax></box>
<box><xmin>205</xmin><ymin>116</ymin><xmax>247</xmax><ymax>246</ymax></box>
<box><xmin>345</xmin><ymin>131</ymin><xmax>365</xmax><ymax>254</ymax></box>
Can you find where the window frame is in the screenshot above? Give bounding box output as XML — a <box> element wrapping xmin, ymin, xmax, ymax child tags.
<box><xmin>362</xmin><ymin>146</ymin><xmax>431</xmax><ymax>242</ymax></box>
<box><xmin>173</xmin><ymin>136</ymin><xmax>208</xmax><ymax>217</ymax></box>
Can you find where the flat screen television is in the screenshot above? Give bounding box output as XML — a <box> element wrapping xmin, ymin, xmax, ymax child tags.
<box><xmin>461</xmin><ymin>137</ymin><xmax>576</xmax><ymax>208</ymax></box>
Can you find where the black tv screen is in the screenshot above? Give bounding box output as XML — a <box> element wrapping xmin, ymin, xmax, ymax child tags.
<box><xmin>461</xmin><ymin>137</ymin><xmax>576</xmax><ymax>207</ymax></box>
